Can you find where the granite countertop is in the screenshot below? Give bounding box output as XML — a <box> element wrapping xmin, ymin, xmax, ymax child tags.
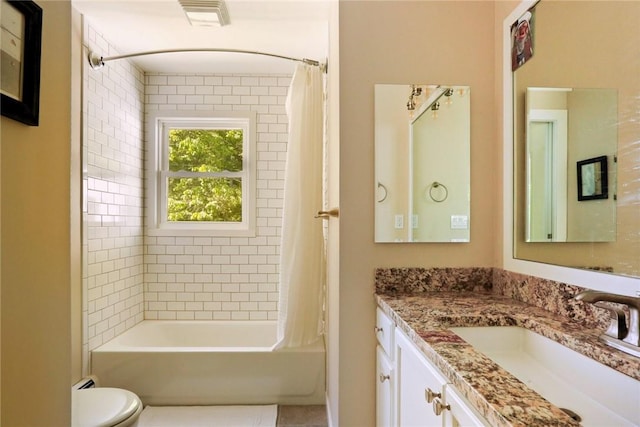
<box><xmin>375</xmin><ymin>291</ymin><xmax>640</xmax><ymax>427</ymax></box>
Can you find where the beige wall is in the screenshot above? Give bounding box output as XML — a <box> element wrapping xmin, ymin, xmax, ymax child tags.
<box><xmin>1</xmin><ymin>1</ymin><xmax>80</xmax><ymax>425</ymax></box>
<box><xmin>338</xmin><ymin>2</ymin><xmax>498</xmax><ymax>424</ymax></box>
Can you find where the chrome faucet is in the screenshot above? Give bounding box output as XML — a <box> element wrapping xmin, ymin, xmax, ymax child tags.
<box><xmin>575</xmin><ymin>290</ymin><xmax>640</xmax><ymax>358</ymax></box>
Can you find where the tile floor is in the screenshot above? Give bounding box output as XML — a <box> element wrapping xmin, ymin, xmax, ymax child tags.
<box><xmin>276</xmin><ymin>405</ymin><xmax>328</xmax><ymax>427</ymax></box>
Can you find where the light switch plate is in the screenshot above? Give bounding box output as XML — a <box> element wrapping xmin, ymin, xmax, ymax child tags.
<box><xmin>451</xmin><ymin>215</ymin><xmax>468</xmax><ymax>229</ymax></box>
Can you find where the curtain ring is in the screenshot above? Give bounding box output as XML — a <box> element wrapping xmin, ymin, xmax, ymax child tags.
<box><xmin>377</xmin><ymin>182</ymin><xmax>388</xmax><ymax>203</ymax></box>
<box><xmin>428</xmin><ymin>181</ymin><xmax>448</xmax><ymax>202</ymax></box>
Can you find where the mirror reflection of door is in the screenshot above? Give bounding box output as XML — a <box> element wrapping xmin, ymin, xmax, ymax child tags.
<box><xmin>526</xmin><ymin>108</ymin><xmax>567</xmax><ymax>242</ymax></box>
<box><xmin>524</xmin><ymin>87</ymin><xmax>617</xmax><ymax>244</ymax></box>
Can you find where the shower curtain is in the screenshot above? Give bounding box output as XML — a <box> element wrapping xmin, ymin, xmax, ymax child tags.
<box><xmin>273</xmin><ymin>64</ymin><xmax>325</xmax><ymax>350</ymax></box>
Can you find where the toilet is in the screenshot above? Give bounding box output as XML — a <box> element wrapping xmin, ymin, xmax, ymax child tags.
<box><xmin>72</xmin><ymin>384</ymin><xmax>143</xmax><ymax>427</ymax></box>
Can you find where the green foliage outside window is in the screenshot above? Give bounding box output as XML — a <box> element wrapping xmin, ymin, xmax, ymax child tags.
<box><xmin>168</xmin><ymin>129</ymin><xmax>243</xmax><ymax>222</ymax></box>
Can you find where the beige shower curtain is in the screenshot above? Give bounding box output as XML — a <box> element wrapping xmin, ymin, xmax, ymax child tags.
<box><xmin>273</xmin><ymin>63</ymin><xmax>325</xmax><ymax>350</ymax></box>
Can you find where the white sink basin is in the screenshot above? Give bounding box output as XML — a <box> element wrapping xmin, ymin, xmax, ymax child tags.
<box><xmin>449</xmin><ymin>326</ymin><xmax>640</xmax><ymax>427</ymax></box>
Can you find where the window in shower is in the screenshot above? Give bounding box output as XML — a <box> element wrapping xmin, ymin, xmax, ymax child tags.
<box><xmin>147</xmin><ymin>111</ymin><xmax>256</xmax><ymax>236</ymax></box>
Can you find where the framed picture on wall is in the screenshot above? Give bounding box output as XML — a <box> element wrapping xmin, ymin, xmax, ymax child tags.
<box><xmin>1</xmin><ymin>0</ymin><xmax>43</xmax><ymax>126</ymax></box>
<box><xmin>577</xmin><ymin>155</ymin><xmax>608</xmax><ymax>201</ymax></box>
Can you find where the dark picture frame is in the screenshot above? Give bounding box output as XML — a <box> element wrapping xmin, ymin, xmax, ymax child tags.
<box><xmin>1</xmin><ymin>0</ymin><xmax>43</xmax><ymax>126</ymax></box>
<box><xmin>577</xmin><ymin>156</ymin><xmax>608</xmax><ymax>201</ymax></box>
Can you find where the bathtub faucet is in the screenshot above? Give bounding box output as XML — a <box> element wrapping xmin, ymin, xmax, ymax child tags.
<box><xmin>575</xmin><ymin>290</ymin><xmax>640</xmax><ymax>358</ymax></box>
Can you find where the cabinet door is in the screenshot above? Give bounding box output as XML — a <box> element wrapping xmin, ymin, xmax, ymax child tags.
<box><xmin>377</xmin><ymin>346</ymin><xmax>395</xmax><ymax>427</ymax></box>
<box><xmin>445</xmin><ymin>385</ymin><xmax>489</xmax><ymax>427</ymax></box>
<box><xmin>396</xmin><ymin>329</ymin><xmax>446</xmax><ymax>427</ymax></box>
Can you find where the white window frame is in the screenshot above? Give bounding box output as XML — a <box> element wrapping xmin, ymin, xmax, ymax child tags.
<box><xmin>146</xmin><ymin>110</ymin><xmax>256</xmax><ymax>237</ymax></box>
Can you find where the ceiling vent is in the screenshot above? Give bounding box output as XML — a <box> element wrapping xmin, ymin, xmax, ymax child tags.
<box><xmin>178</xmin><ymin>0</ymin><xmax>230</xmax><ymax>27</ymax></box>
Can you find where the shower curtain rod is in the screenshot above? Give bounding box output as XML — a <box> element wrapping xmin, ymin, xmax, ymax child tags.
<box><xmin>87</xmin><ymin>49</ymin><xmax>327</xmax><ymax>72</ymax></box>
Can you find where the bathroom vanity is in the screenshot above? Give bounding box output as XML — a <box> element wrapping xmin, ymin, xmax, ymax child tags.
<box><xmin>374</xmin><ymin>276</ymin><xmax>640</xmax><ymax>427</ymax></box>
<box><xmin>376</xmin><ymin>307</ymin><xmax>488</xmax><ymax>427</ymax></box>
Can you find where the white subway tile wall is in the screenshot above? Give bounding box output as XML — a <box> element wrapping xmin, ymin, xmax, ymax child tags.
<box><xmin>144</xmin><ymin>72</ymin><xmax>292</xmax><ymax>320</ymax></box>
<box><xmin>82</xmin><ymin>24</ymin><xmax>292</xmax><ymax>368</ymax></box>
<box><xmin>82</xmin><ymin>23</ymin><xmax>145</xmax><ymax>363</ymax></box>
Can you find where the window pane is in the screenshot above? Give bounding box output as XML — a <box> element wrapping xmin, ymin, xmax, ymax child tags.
<box><xmin>168</xmin><ymin>129</ymin><xmax>243</xmax><ymax>172</ymax></box>
<box><xmin>168</xmin><ymin>177</ymin><xmax>242</xmax><ymax>222</ymax></box>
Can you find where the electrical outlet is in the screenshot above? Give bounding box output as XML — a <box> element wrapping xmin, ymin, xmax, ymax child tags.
<box><xmin>411</xmin><ymin>214</ymin><xmax>418</xmax><ymax>229</ymax></box>
<box><xmin>394</xmin><ymin>214</ymin><xmax>404</xmax><ymax>229</ymax></box>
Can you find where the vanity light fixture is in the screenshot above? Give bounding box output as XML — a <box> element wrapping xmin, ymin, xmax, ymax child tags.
<box><xmin>179</xmin><ymin>0</ymin><xmax>231</xmax><ymax>26</ymax></box>
<box><xmin>407</xmin><ymin>85</ymin><xmax>423</xmax><ymax>111</ymax></box>
<box><xmin>431</xmin><ymin>101</ymin><xmax>440</xmax><ymax>119</ymax></box>
<box><xmin>444</xmin><ymin>88</ymin><xmax>454</xmax><ymax>106</ymax></box>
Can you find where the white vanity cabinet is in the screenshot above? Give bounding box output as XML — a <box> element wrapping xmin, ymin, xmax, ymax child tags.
<box><xmin>376</xmin><ymin>306</ymin><xmax>489</xmax><ymax>427</ymax></box>
<box><xmin>395</xmin><ymin>328</ymin><xmax>449</xmax><ymax>426</ymax></box>
<box><xmin>376</xmin><ymin>308</ymin><xmax>396</xmax><ymax>427</ymax></box>
<box><xmin>445</xmin><ymin>384</ymin><xmax>490</xmax><ymax>427</ymax></box>
<box><xmin>395</xmin><ymin>328</ymin><xmax>489</xmax><ymax>426</ymax></box>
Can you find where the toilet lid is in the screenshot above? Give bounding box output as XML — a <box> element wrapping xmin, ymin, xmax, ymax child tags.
<box><xmin>72</xmin><ymin>388</ymin><xmax>141</xmax><ymax>427</ymax></box>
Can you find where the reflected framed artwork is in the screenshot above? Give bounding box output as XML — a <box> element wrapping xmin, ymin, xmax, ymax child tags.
<box><xmin>577</xmin><ymin>155</ymin><xmax>608</xmax><ymax>201</ymax></box>
<box><xmin>510</xmin><ymin>6</ymin><xmax>535</xmax><ymax>71</ymax></box>
<box><xmin>1</xmin><ymin>0</ymin><xmax>42</xmax><ymax>126</ymax></box>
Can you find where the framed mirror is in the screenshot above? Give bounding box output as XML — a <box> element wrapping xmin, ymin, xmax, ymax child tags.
<box><xmin>374</xmin><ymin>84</ymin><xmax>470</xmax><ymax>243</ymax></box>
<box><xmin>512</xmin><ymin>0</ymin><xmax>640</xmax><ymax>278</ymax></box>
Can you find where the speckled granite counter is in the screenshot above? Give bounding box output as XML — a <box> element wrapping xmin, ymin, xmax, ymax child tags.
<box><xmin>375</xmin><ymin>268</ymin><xmax>640</xmax><ymax>427</ymax></box>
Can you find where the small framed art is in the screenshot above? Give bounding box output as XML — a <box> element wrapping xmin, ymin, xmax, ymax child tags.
<box><xmin>1</xmin><ymin>0</ymin><xmax>43</xmax><ymax>126</ymax></box>
<box><xmin>577</xmin><ymin>155</ymin><xmax>608</xmax><ymax>201</ymax></box>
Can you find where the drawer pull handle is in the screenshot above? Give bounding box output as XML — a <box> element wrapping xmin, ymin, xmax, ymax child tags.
<box><xmin>379</xmin><ymin>374</ymin><xmax>390</xmax><ymax>383</ymax></box>
<box><xmin>425</xmin><ymin>388</ymin><xmax>441</xmax><ymax>403</ymax></box>
<box><xmin>433</xmin><ymin>399</ymin><xmax>450</xmax><ymax>416</ymax></box>
<box><xmin>374</xmin><ymin>326</ymin><xmax>383</xmax><ymax>333</ymax></box>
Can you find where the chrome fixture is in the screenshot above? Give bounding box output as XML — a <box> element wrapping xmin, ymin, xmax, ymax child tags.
<box><xmin>575</xmin><ymin>290</ymin><xmax>640</xmax><ymax>358</ymax></box>
<box><xmin>427</xmin><ymin>181</ymin><xmax>448</xmax><ymax>203</ymax></box>
<box><xmin>377</xmin><ymin>182</ymin><xmax>388</xmax><ymax>203</ymax></box>
<box><xmin>87</xmin><ymin>49</ymin><xmax>326</xmax><ymax>72</ymax></box>
<box><xmin>430</xmin><ymin>101</ymin><xmax>440</xmax><ymax>119</ymax></box>
<box><xmin>408</xmin><ymin>86</ymin><xmax>451</xmax><ymax>117</ymax></box>
<box><xmin>406</xmin><ymin>85</ymin><xmax>423</xmax><ymax>111</ymax></box>
<box><xmin>179</xmin><ymin>0</ymin><xmax>230</xmax><ymax>26</ymax></box>
<box><xmin>444</xmin><ymin>88</ymin><xmax>454</xmax><ymax>106</ymax></box>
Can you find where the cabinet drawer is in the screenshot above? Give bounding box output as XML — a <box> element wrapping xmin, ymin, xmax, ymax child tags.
<box><xmin>376</xmin><ymin>307</ymin><xmax>395</xmax><ymax>357</ymax></box>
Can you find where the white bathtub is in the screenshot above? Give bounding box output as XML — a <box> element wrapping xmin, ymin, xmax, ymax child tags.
<box><xmin>91</xmin><ymin>320</ymin><xmax>325</xmax><ymax>406</ymax></box>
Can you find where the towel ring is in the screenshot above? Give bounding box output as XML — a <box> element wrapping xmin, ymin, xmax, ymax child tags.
<box><xmin>427</xmin><ymin>181</ymin><xmax>448</xmax><ymax>203</ymax></box>
<box><xmin>377</xmin><ymin>182</ymin><xmax>388</xmax><ymax>203</ymax></box>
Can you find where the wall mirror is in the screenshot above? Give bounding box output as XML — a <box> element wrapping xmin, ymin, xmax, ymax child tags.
<box><xmin>374</xmin><ymin>84</ymin><xmax>470</xmax><ymax>243</ymax></box>
<box><xmin>513</xmin><ymin>1</ymin><xmax>639</xmax><ymax>277</ymax></box>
